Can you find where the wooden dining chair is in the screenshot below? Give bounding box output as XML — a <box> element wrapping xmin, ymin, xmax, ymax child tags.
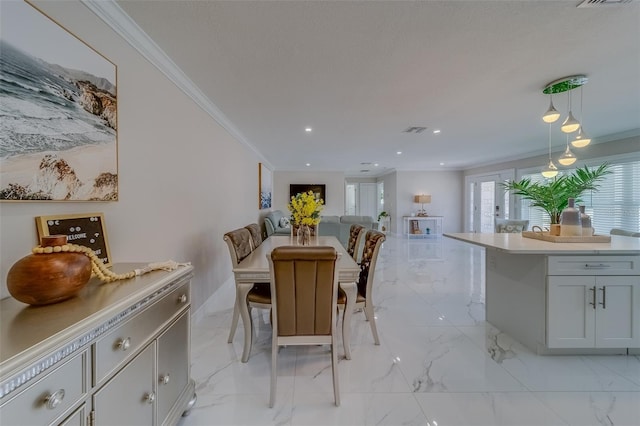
<box><xmin>223</xmin><ymin>228</ymin><xmax>271</xmax><ymax>345</ymax></box>
<box><xmin>267</xmin><ymin>246</ymin><xmax>341</xmax><ymax>407</ymax></box>
<box><xmin>338</xmin><ymin>229</ymin><xmax>385</xmax><ymax>345</ymax></box>
<box><xmin>346</xmin><ymin>224</ymin><xmax>366</xmax><ymax>262</ymax></box>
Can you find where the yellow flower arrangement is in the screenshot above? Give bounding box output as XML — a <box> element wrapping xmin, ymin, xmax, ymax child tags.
<box><xmin>288</xmin><ymin>190</ymin><xmax>324</xmax><ymax>226</ymax></box>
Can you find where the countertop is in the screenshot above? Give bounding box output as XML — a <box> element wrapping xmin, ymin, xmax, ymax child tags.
<box><xmin>444</xmin><ymin>233</ymin><xmax>640</xmax><ymax>255</ymax></box>
<box><xmin>1</xmin><ymin>263</ymin><xmax>193</xmax><ymax>378</ymax></box>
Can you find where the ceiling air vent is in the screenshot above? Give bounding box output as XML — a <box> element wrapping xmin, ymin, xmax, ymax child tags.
<box><xmin>578</xmin><ymin>0</ymin><xmax>635</xmax><ymax>7</ymax></box>
<box><xmin>360</xmin><ymin>170</ymin><xmax>370</xmax><ymax>173</ymax></box>
<box><xmin>403</xmin><ymin>126</ymin><xmax>427</xmax><ymax>134</ymax></box>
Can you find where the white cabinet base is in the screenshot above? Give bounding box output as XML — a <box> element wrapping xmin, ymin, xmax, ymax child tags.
<box><xmin>485</xmin><ymin>249</ymin><xmax>639</xmax><ymax>355</ymax></box>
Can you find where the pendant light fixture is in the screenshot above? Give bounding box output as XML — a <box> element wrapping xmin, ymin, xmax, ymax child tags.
<box><xmin>542</xmin><ymin>94</ymin><xmax>561</xmax><ymax>123</ymax></box>
<box><xmin>541</xmin><ymin>124</ymin><xmax>559</xmax><ymax>178</ymax></box>
<box><xmin>560</xmin><ymin>89</ymin><xmax>581</xmax><ymax>133</ymax></box>
<box><xmin>558</xmin><ymin>135</ymin><xmax>577</xmax><ymax>166</ymax></box>
<box><xmin>540</xmin><ymin>75</ymin><xmax>588</xmax><ymax>176</ymax></box>
<box><xmin>571</xmin><ymin>86</ymin><xmax>592</xmax><ymax>147</ymax></box>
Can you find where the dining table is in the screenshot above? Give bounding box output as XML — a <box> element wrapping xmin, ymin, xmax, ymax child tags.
<box><xmin>232</xmin><ymin>235</ymin><xmax>360</xmax><ymax>363</ymax></box>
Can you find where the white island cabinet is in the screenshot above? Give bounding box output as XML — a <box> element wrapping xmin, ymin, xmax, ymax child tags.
<box><xmin>445</xmin><ymin>233</ymin><xmax>640</xmax><ymax>355</ymax></box>
<box><xmin>0</xmin><ymin>264</ymin><xmax>196</xmax><ymax>426</ymax></box>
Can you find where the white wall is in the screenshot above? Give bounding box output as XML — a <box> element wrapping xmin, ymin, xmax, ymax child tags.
<box><xmin>273</xmin><ymin>171</ymin><xmax>346</xmax><ymax>216</ymax></box>
<box><xmin>0</xmin><ymin>1</ymin><xmax>263</xmax><ymax>310</ymax></box>
<box><xmin>463</xmin><ymin>133</ymin><xmax>640</xmax><ymax>177</ymax></box>
<box><xmin>394</xmin><ymin>170</ymin><xmax>464</xmax><ymax>233</ymax></box>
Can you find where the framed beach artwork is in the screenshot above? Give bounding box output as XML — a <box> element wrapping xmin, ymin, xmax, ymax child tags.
<box><xmin>258</xmin><ymin>163</ymin><xmax>272</xmax><ymax>209</ymax></box>
<box><xmin>0</xmin><ymin>1</ymin><xmax>118</xmax><ymax>201</ymax></box>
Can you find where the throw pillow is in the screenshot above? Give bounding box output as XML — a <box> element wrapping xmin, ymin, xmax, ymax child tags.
<box><xmin>279</xmin><ymin>217</ymin><xmax>290</xmax><ymax>229</ymax></box>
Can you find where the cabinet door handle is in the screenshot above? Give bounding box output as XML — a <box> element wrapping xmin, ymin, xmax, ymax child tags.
<box><xmin>44</xmin><ymin>389</ymin><xmax>65</xmax><ymax>409</ymax></box>
<box><xmin>584</xmin><ymin>263</ymin><xmax>611</xmax><ymax>269</ymax></box>
<box><xmin>159</xmin><ymin>374</ymin><xmax>170</xmax><ymax>385</ymax></box>
<box><xmin>177</xmin><ymin>294</ymin><xmax>187</xmax><ymax>304</ymax></box>
<box><xmin>144</xmin><ymin>392</ymin><xmax>155</xmax><ymax>404</ymax></box>
<box><xmin>599</xmin><ymin>286</ymin><xmax>606</xmax><ymax>309</ymax></box>
<box><xmin>590</xmin><ymin>286</ymin><xmax>597</xmax><ymax>309</ymax></box>
<box><xmin>116</xmin><ymin>337</ymin><xmax>131</xmax><ymax>351</ymax></box>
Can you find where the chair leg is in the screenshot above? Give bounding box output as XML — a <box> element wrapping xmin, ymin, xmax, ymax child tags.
<box><xmin>269</xmin><ymin>340</ymin><xmax>278</xmax><ymax>408</ymax></box>
<box><xmin>331</xmin><ymin>339</ymin><xmax>340</xmax><ymax>406</ymax></box>
<box><xmin>363</xmin><ymin>304</ymin><xmax>380</xmax><ymax>345</ymax></box>
<box><xmin>227</xmin><ymin>296</ymin><xmax>240</xmax><ymax>343</ymax></box>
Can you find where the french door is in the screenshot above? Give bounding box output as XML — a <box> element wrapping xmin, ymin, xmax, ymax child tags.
<box><xmin>465</xmin><ymin>170</ymin><xmax>515</xmax><ymax>233</ymax></box>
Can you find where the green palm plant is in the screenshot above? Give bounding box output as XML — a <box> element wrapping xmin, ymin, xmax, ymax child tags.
<box><xmin>503</xmin><ymin>164</ymin><xmax>611</xmax><ymax>224</ymax></box>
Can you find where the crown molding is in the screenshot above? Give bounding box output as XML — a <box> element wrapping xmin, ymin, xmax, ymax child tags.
<box><xmin>80</xmin><ymin>0</ymin><xmax>273</xmax><ymax>170</ymax></box>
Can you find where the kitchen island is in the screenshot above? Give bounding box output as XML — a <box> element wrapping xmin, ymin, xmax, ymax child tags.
<box><xmin>445</xmin><ymin>233</ymin><xmax>640</xmax><ymax>355</ymax></box>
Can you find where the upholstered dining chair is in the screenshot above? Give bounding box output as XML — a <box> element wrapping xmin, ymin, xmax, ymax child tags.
<box><xmin>495</xmin><ymin>218</ymin><xmax>529</xmax><ymax>233</ymax></box>
<box><xmin>223</xmin><ymin>228</ymin><xmax>271</xmax><ymax>345</ymax></box>
<box><xmin>244</xmin><ymin>223</ymin><xmax>263</xmax><ymax>249</ymax></box>
<box><xmin>346</xmin><ymin>224</ymin><xmax>366</xmax><ymax>262</ymax></box>
<box><xmin>267</xmin><ymin>246</ymin><xmax>341</xmax><ymax>408</ymax></box>
<box><xmin>610</xmin><ymin>228</ymin><xmax>640</xmax><ymax>237</ymax></box>
<box><xmin>338</xmin><ymin>229</ymin><xmax>385</xmax><ymax>346</ymax></box>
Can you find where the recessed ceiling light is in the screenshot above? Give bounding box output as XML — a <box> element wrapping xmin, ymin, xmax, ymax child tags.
<box><xmin>440</xmin><ymin>162</ymin><xmax>445</xmax><ymax>166</ymax></box>
<box><xmin>305</xmin><ymin>163</ymin><xmax>311</xmax><ymax>167</ymax></box>
<box><xmin>397</xmin><ymin>151</ymin><xmax>402</xmax><ymax>155</ymax></box>
<box><xmin>433</xmin><ymin>129</ymin><xmax>441</xmax><ymax>134</ymax></box>
<box><xmin>374</xmin><ymin>163</ymin><xmax>379</xmax><ymax>167</ymax></box>
<box><xmin>305</xmin><ymin>127</ymin><xmax>312</xmax><ymax>132</ymax></box>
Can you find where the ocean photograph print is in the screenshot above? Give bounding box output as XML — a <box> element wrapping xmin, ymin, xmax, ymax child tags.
<box><xmin>259</xmin><ymin>162</ymin><xmax>272</xmax><ymax>209</ymax></box>
<box><xmin>0</xmin><ymin>1</ymin><xmax>118</xmax><ymax>201</ymax></box>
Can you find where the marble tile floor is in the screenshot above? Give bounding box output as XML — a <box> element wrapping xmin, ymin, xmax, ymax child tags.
<box><xmin>179</xmin><ymin>234</ymin><xmax>640</xmax><ymax>426</ymax></box>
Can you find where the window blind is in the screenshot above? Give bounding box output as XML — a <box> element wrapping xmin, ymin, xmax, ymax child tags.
<box><xmin>520</xmin><ymin>159</ymin><xmax>640</xmax><ymax>234</ymax></box>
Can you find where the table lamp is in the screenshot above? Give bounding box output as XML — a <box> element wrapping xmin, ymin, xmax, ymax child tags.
<box><xmin>414</xmin><ymin>194</ymin><xmax>431</xmax><ymax>216</ymax></box>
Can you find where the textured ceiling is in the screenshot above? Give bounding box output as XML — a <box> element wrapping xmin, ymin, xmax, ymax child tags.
<box><xmin>115</xmin><ymin>0</ymin><xmax>640</xmax><ymax>176</ymax></box>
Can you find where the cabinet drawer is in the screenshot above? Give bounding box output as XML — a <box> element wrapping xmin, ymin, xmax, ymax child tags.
<box><xmin>0</xmin><ymin>351</ymin><xmax>86</xmax><ymax>426</ymax></box>
<box><xmin>548</xmin><ymin>256</ymin><xmax>640</xmax><ymax>276</ymax></box>
<box><xmin>93</xmin><ymin>281</ymin><xmax>190</xmax><ymax>385</ymax></box>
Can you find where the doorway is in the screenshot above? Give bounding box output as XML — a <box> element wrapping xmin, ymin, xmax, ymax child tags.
<box><xmin>465</xmin><ymin>170</ymin><xmax>514</xmax><ymax>233</ymax></box>
<box><xmin>345</xmin><ymin>182</ymin><xmax>377</xmax><ymax>217</ymax></box>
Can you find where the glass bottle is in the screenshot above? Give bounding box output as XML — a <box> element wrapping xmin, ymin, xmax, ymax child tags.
<box><xmin>560</xmin><ymin>198</ymin><xmax>582</xmax><ymax>236</ymax></box>
<box><xmin>579</xmin><ymin>205</ymin><xmax>592</xmax><ymax>236</ymax></box>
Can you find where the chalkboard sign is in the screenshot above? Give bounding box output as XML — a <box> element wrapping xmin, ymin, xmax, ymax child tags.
<box><xmin>35</xmin><ymin>213</ymin><xmax>112</xmax><ymax>266</ymax></box>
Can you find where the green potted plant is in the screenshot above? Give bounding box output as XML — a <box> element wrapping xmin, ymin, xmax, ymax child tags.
<box><xmin>503</xmin><ymin>164</ymin><xmax>610</xmax><ymax>225</ymax></box>
<box><xmin>377</xmin><ymin>211</ymin><xmax>389</xmax><ymax>232</ymax></box>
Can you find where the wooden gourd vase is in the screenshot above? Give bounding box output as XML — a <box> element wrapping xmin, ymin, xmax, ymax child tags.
<box><xmin>7</xmin><ymin>235</ymin><xmax>92</xmax><ymax>306</ymax></box>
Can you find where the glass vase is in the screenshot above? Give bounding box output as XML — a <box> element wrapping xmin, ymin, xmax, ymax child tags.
<box><xmin>297</xmin><ymin>224</ymin><xmax>311</xmax><ymax>246</ymax></box>
<box><xmin>560</xmin><ymin>198</ymin><xmax>582</xmax><ymax>237</ymax></box>
<box><xmin>579</xmin><ymin>205</ymin><xmax>593</xmax><ymax>236</ymax></box>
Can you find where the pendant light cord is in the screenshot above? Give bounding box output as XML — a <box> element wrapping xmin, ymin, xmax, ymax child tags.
<box><xmin>548</xmin><ymin>124</ymin><xmax>552</xmax><ymax>160</ymax></box>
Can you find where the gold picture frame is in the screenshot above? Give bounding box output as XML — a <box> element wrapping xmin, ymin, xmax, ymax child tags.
<box><xmin>35</xmin><ymin>212</ymin><xmax>112</xmax><ymax>266</ymax></box>
<box><xmin>1</xmin><ymin>1</ymin><xmax>118</xmax><ymax>201</ymax></box>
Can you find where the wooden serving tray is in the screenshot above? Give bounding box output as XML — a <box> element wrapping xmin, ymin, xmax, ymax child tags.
<box><xmin>522</xmin><ymin>231</ymin><xmax>611</xmax><ymax>243</ymax></box>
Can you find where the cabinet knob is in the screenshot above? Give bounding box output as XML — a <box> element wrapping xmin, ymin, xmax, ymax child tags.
<box><xmin>159</xmin><ymin>374</ymin><xmax>170</xmax><ymax>385</ymax></box>
<box><xmin>144</xmin><ymin>392</ymin><xmax>156</xmax><ymax>404</ymax></box>
<box><xmin>116</xmin><ymin>337</ymin><xmax>131</xmax><ymax>351</ymax></box>
<box><xmin>44</xmin><ymin>389</ymin><xmax>65</xmax><ymax>410</ymax></box>
<box><xmin>177</xmin><ymin>294</ymin><xmax>187</xmax><ymax>304</ymax></box>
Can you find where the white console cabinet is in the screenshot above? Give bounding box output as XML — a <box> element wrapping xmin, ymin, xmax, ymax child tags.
<box><xmin>547</xmin><ymin>256</ymin><xmax>640</xmax><ymax>349</ymax></box>
<box><xmin>0</xmin><ymin>264</ymin><xmax>196</xmax><ymax>426</ymax></box>
<box><xmin>403</xmin><ymin>216</ymin><xmax>443</xmax><ymax>238</ymax></box>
